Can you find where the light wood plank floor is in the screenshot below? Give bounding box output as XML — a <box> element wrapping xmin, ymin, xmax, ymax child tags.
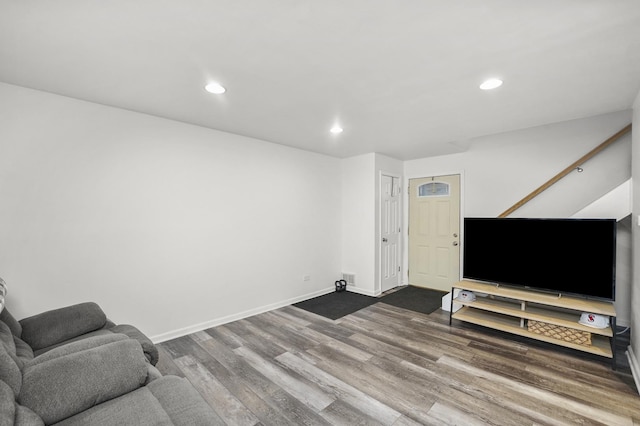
<box><xmin>157</xmin><ymin>301</ymin><xmax>640</xmax><ymax>425</ymax></box>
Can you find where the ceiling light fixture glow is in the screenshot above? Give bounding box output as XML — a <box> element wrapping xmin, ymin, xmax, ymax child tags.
<box><xmin>479</xmin><ymin>78</ymin><xmax>503</xmax><ymax>90</ymax></box>
<box><xmin>205</xmin><ymin>82</ymin><xmax>226</xmax><ymax>94</ymax></box>
<box><xmin>330</xmin><ymin>125</ymin><xmax>343</xmax><ymax>134</ymax></box>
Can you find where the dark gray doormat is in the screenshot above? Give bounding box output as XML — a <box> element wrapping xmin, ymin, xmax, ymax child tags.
<box><xmin>380</xmin><ymin>286</ymin><xmax>447</xmax><ymax>315</ymax></box>
<box><xmin>292</xmin><ymin>291</ymin><xmax>378</xmax><ymax>320</ymax></box>
<box><xmin>292</xmin><ymin>285</ymin><xmax>447</xmax><ymax>320</ymax></box>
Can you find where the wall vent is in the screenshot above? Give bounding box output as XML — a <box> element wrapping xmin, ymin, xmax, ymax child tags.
<box><xmin>342</xmin><ymin>273</ymin><xmax>356</xmax><ymax>285</ymax></box>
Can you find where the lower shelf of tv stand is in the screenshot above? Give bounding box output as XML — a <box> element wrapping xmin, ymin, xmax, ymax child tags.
<box><xmin>452</xmin><ymin>306</ymin><xmax>613</xmax><ymax>358</ymax></box>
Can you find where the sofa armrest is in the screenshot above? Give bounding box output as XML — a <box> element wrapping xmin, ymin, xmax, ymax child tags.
<box><xmin>144</xmin><ymin>364</ymin><xmax>163</xmax><ymax>385</ymax></box>
<box><xmin>18</xmin><ymin>339</ymin><xmax>148</xmax><ymax>425</ymax></box>
<box><xmin>19</xmin><ymin>302</ymin><xmax>107</xmax><ymax>351</ymax></box>
<box><xmin>109</xmin><ymin>324</ymin><xmax>159</xmax><ymax>366</ymax></box>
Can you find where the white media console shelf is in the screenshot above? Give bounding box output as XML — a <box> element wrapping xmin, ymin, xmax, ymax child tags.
<box><xmin>449</xmin><ymin>280</ymin><xmax>617</xmax><ymax>369</ymax></box>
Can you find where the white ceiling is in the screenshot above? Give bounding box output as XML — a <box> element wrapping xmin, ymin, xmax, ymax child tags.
<box><xmin>1</xmin><ymin>1</ymin><xmax>639</xmax><ymax>160</ymax></box>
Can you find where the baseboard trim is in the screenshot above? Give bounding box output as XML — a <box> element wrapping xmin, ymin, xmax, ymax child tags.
<box><xmin>346</xmin><ymin>286</ymin><xmax>378</xmax><ymax>297</ymax></box>
<box><xmin>626</xmin><ymin>345</ymin><xmax>640</xmax><ymax>394</ymax></box>
<box><xmin>151</xmin><ymin>286</ymin><xmax>335</xmax><ymax>343</ymax></box>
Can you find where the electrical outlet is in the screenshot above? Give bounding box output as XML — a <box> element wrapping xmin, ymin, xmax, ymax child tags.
<box><xmin>303</xmin><ymin>275</ymin><xmax>311</xmax><ymax>282</ymax></box>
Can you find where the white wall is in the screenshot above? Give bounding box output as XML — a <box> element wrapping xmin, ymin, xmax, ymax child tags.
<box><xmin>405</xmin><ymin>111</ymin><xmax>632</xmax><ymax>324</ymax></box>
<box><xmin>340</xmin><ymin>153</ymin><xmax>404</xmax><ymax>296</ymax></box>
<box><xmin>341</xmin><ymin>154</ymin><xmax>376</xmax><ymax>295</ymax></box>
<box><xmin>406</xmin><ymin>111</ymin><xmax>632</xmax><ymax>218</ymax></box>
<box><xmin>629</xmin><ymin>90</ymin><xmax>640</xmax><ymax>385</ymax></box>
<box><xmin>0</xmin><ymin>82</ymin><xmax>342</xmax><ymax>341</ymax></box>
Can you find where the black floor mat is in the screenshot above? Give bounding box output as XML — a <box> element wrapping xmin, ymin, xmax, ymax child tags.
<box><xmin>292</xmin><ymin>291</ymin><xmax>379</xmax><ymax>320</ymax></box>
<box><xmin>293</xmin><ymin>285</ymin><xmax>447</xmax><ymax>320</ymax></box>
<box><xmin>380</xmin><ymin>286</ymin><xmax>446</xmax><ymax>315</ymax></box>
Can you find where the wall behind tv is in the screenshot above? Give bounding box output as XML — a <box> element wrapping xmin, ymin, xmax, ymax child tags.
<box><xmin>0</xmin><ymin>82</ymin><xmax>342</xmax><ymax>340</ymax></box>
<box><xmin>404</xmin><ymin>110</ymin><xmax>632</xmax><ymax>325</ymax></box>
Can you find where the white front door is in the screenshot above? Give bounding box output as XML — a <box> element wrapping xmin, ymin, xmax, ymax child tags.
<box><xmin>380</xmin><ymin>175</ymin><xmax>401</xmax><ymax>293</ymax></box>
<box><xmin>408</xmin><ymin>174</ymin><xmax>460</xmax><ymax>292</ymax></box>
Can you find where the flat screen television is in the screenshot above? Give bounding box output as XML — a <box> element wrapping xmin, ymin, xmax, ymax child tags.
<box><xmin>463</xmin><ymin>217</ymin><xmax>616</xmax><ymax>301</ymax></box>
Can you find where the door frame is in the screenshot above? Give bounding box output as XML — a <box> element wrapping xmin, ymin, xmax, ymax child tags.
<box><xmin>403</xmin><ymin>169</ymin><xmax>466</xmax><ymax>288</ymax></box>
<box><xmin>378</xmin><ymin>171</ymin><xmax>402</xmax><ymax>295</ymax></box>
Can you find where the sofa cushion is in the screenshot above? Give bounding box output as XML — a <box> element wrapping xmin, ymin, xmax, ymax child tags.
<box><xmin>0</xmin><ymin>343</ymin><xmax>22</xmax><ymax>396</ymax></box>
<box><xmin>146</xmin><ymin>376</ymin><xmax>217</xmax><ymax>425</ymax></box>
<box><xmin>52</xmin><ymin>376</ymin><xmax>215</xmax><ymax>426</ymax></box>
<box><xmin>0</xmin><ymin>308</ymin><xmax>23</xmax><ymax>338</ymax></box>
<box><xmin>0</xmin><ymin>321</ymin><xmax>16</xmax><ymax>353</ymax></box>
<box><xmin>29</xmin><ymin>325</ymin><xmax>160</xmax><ymax>368</ymax></box>
<box><xmin>31</xmin><ymin>331</ymin><xmax>126</xmax><ymax>358</ymax></box>
<box><xmin>3</xmin><ymin>302</ymin><xmax>159</xmax><ymax>367</ymax></box>
<box><xmin>28</xmin><ymin>334</ymin><xmax>128</xmax><ymax>367</ymax></box>
<box><xmin>52</xmin><ymin>385</ymin><xmax>174</xmax><ymax>426</ymax></box>
<box><xmin>0</xmin><ymin>321</ymin><xmax>34</xmax><ymax>369</ymax></box>
<box><xmin>19</xmin><ymin>339</ymin><xmax>148</xmax><ymax>425</ymax></box>
<box><xmin>0</xmin><ymin>378</ymin><xmax>45</xmax><ymax>426</ymax></box>
<box><xmin>0</xmin><ymin>379</ymin><xmax>16</xmax><ymax>425</ymax></box>
<box><xmin>19</xmin><ymin>302</ymin><xmax>107</xmax><ymax>351</ymax></box>
<box><xmin>15</xmin><ymin>404</ymin><xmax>45</xmax><ymax>426</ymax></box>
<box><xmin>13</xmin><ymin>337</ymin><xmax>34</xmax><ymax>364</ymax></box>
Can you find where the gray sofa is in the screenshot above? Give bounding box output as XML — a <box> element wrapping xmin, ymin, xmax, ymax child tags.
<box><xmin>0</xmin><ymin>284</ymin><xmax>217</xmax><ymax>425</ymax></box>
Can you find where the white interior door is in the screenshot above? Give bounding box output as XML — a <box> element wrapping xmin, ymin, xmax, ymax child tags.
<box><xmin>381</xmin><ymin>175</ymin><xmax>401</xmax><ymax>293</ymax></box>
<box><xmin>408</xmin><ymin>174</ymin><xmax>460</xmax><ymax>292</ymax></box>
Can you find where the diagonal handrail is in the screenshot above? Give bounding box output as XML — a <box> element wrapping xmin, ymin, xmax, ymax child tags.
<box><xmin>498</xmin><ymin>123</ymin><xmax>632</xmax><ymax>218</ymax></box>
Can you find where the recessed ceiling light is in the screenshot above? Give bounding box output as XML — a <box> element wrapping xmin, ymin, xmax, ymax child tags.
<box><xmin>479</xmin><ymin>78</ymin><xmax>503</xmax><ymax>90</ymax></box>
<box><xmin>205</xmin><ymin>82</ymin><xmax>226</xmax><ymax>94</ymax></box>
<box><xmin>330</xmin><ymin>125</ymin><xmax>343</xmax><ymax>134</ymax></box>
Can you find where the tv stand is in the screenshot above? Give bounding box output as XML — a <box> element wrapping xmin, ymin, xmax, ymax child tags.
<box><xmin>449</xmin><ymin>280</ymin><xmax>617</xmax><ymax>369</ymax></box>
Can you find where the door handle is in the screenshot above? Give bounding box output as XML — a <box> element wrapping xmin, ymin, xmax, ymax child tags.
<box><xmin>382</xmin><ymin>238</ymin><xmax>388</xmax><ymax>242</ymax></box>
<box><xmin>453</xmin><ymin>241</ymin><xmax>458</xmax><ymax>246</ymax></box>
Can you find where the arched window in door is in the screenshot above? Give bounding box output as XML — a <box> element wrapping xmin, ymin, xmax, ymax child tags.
<box><xmin>418</xmin><ymin>182</ymin><xmax>450</xmax><ymax>197</ymax></box>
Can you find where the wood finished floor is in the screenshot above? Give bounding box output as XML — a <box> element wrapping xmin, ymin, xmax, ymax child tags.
<box><xmin>157</xmin><ymin>302</ymin><xmax>640</xmax><ymax>425</ymax></box>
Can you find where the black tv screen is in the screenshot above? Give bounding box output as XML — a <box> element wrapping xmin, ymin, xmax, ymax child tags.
<box><xmin>463</xmin><ymin>218</ymin><xmax>616</xmax><ymax>300</ymax></box>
